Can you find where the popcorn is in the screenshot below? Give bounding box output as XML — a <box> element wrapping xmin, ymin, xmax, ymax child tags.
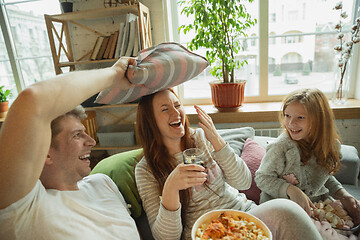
<box><xmin>312</xmin><ymin>199</ymin><xmax>354</xmax><ymax>229</ymax></box>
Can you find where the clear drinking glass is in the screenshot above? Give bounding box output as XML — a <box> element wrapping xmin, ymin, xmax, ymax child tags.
<box><xmin>183</xmin><ymin>148</ymin><xmax>205</xmax><ymax>167</ymax></box>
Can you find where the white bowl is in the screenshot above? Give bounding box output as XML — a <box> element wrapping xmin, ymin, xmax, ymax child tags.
<box><xmin>191</xmin><ymin>209</ymin><xmax>272</xmax><ymax>240</ymax></box>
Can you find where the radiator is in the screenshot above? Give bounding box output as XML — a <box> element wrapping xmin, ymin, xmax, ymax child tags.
<box><xmin>254</xmin><ymin>128</ymin><xmax>283</xmax><ymax>138</ymax></box>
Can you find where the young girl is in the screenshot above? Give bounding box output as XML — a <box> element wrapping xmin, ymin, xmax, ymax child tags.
<box><xmin>255</xmin><ymin>88</ymin><xmax>360</xmax><ymax>236</ymax></box>
<box><xmin>134</xmin><ymin>88</ymin><xmax>322</xmax><ymax>240</ymax></box>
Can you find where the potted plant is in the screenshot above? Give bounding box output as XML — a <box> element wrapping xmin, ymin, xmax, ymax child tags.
<box><xmin>0</xmin><ymin>85</ymin><xmax>13</xmax><ymax>118</ymax></box>
<box><xmin>179</xmin><ymin>0</ymin><xmax>256</xmax><ymax>111</ymax></box>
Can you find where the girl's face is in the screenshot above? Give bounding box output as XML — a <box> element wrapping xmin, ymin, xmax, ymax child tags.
<box><xmin>152</xmin><ymin>90</ymin><xmax>185</xmax><ymax>144</ymax></box>
<box><xmin>283</xmin><ymin>101</ymin><xmax>311</xmax><ymax>141</ymax></box>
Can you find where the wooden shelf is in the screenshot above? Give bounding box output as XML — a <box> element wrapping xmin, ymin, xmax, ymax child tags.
<box><xmin>48</xmin><ymin>5</ymin><xmax>140</xmax><ymax>21</ymax></box>
<box><xmin>58</xmin><ymin>58</ymin><xmax>117</xmax><ymax>67</ymax></box>
<box><xmin>84</xmin><ymin>103</ymin><xmax>138</xmax><ymax>110</ymax></box>
<box><xmin>45</xmin><ymin>2</ymin><xmax>152</xmax><ymax>74</ymax></box>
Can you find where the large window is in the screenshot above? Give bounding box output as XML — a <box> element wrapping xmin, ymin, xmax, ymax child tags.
<box><xmin>0</xmin><ymin>0</ymin><xmax>61</xmax><ymax>102</ymax></box>
<box><xmin>169</xmin><ymin>0</ymin><xmax>360</xmax><ymax>104</ymax></box>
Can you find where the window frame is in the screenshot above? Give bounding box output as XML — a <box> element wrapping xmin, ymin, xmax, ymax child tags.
<box><xmin>167</xmin><ymin>0</ymin><xmax>360</xmax><ymax>104</ymax></box>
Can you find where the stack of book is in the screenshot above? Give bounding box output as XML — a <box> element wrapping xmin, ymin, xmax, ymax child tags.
<box><xmin>90</xmin><ymin>13</ymin><xmax>141</xmax><ymax>61</ymax></box>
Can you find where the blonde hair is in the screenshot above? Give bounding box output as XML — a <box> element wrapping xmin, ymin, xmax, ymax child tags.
<box><xmin>50</xmin><ymin>105</ymin><xmax>87</xmax><ymax>148</ymax></box>
<box><xmin>280</xmin><ymin>89</ymin><xmax>341</xmax><ymax>173</ymax></box>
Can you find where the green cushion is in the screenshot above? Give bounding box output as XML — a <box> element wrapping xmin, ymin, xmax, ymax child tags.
<box><xmin>90</xmin><ymin>148</ymin><xmax>143</xmax><ymax>218</ymax></box>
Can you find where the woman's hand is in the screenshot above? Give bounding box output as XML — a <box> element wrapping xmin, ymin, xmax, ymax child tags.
<box><xmin>166</xmin><ymin>163</ymin><xmax>207</xmax><ymax>191</ymax></box>
<box><xmin>286</xmin><ymin>184</ymin><xmax>315</xmax><ymax>215</ymax></box>
<box><xmin>161</xmin><ymin>164</ymin><xmax>207</xmax><ymax>211</ymax></box>
<box><xmin>194</xmin><ymin>105</ymin><xmax>226</xmax><ymax>151</ymax></box>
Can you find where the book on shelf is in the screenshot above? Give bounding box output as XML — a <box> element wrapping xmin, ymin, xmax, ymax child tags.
<box><xmin>119</xmin><ymin>15</ymin><xmax>130</xmax><ymax>57</ymax></box>
<box><xmin>90</xmin><ymin>36</ymin><xmax>105</xmax><ymax>60</ymax></box>
<box><xmin>96</xmin><ymin>35</ymin><xmax>110</xmax><ymax>60</ymax></box>
<box><xmin>108</xmin><ymin>30</ymin><xmax>119</xmax><ymax>59</ymax></box>
<box><xmin>119</xmin><ymin>13</ymin><xmax>137</xmax><ymax>57</ymax></box>
<box><xmin>124</xmin><ymin>19</ymin><xmax>136</xmax><ymax>57</ymax></box>
<box><xmin>132</xmin><ymin>17</ymin><xmax>140</xmax><ymax>57</ymax></box>
<box><xmin>114</xmin><ymin>22</ymin><xmax>125</xmax><ymax>58</ymax></box>
<box><xmin>103</xmin><ymin>33</ymin><xmax>115</xmax><ymax>59</ymax></box>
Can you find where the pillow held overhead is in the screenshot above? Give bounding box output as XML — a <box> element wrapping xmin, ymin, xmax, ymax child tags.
<box><xmin>95</xmin><ymin>42</ymin><xmax>210</xmax><ymax>104</ymax></box>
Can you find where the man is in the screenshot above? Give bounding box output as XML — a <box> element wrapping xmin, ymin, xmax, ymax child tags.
<box><xmin>0</xmin><ymin>58</ymin><xmax>141</xmax><ymax>239</ymax></box>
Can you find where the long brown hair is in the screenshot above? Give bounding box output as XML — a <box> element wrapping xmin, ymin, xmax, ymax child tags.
<box><xmin>136</xmin><ymin>89</ymin><xmax>195</xmax><ymax>227</ymax></box>
<box><xmin>280</xmin><ymin>88</ymin><xmax>341</xmax><ymax>174</ymax></box>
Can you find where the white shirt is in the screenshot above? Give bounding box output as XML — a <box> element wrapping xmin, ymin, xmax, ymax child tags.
<box><xmin>0</xmin><ymin>174</ymin><xmax>140</xmax><ymax>240</ymax></box>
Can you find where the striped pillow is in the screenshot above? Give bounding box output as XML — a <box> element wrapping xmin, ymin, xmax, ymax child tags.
<box><xmin>95</xmin><ymin>42</ymin><xmax>209</xmax><ymax>104</ymax></box>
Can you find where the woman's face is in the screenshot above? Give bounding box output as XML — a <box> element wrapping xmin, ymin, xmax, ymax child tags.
<box><xmin>152</xmin><ymin>90</ymin><xmax>185</xmax><ymax>144</ymax></box>
<box><xmin>283</xmin><ymin>101</ymin><xmax>311</xmax><ymax>141</ymax></box>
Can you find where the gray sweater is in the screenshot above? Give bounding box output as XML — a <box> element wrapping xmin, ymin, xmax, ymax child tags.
<box><xmin>255</xmin><ymin>133</ymin><xmax>343</xmax><ymax>204</ymax></box>
<box><xmin>135</xmin><ymin>128</ymin><xmax>256</xmax><ymax>240</ymax></box>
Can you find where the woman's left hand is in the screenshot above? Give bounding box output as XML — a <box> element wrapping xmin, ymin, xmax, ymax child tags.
<box><xmin>194</xmin><ymin>105</ymin><xmax>226</xmax><ymax>151</ymax></box>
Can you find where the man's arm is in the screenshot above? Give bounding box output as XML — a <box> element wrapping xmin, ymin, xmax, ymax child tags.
<box><xmin>0</xmin><ymin>57</ymin><xmax>136</xmax><ymax>209</ymax></box>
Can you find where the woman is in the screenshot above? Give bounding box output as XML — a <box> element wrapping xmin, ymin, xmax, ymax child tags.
<box><xmin>135</xmin><ymin>89</ymin><xmax>322</xmax><ymax>240</ymax></box>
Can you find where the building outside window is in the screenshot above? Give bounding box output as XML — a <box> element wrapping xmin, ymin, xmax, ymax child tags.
<box><xmin>0</xmin><ymin>0</ymin><xmax>61</xmax><ymax>103</ymax></box>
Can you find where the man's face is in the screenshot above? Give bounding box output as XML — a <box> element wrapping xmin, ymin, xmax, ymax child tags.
<box><xmin>48</xmin><ymin>115</ymin><xmax>96</xmax><ymax>183</ymax></box>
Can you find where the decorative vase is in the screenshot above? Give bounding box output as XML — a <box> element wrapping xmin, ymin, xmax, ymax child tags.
<box><xmin>0</xmin><ymin>101</ymin><xmax>9</xmax><ymax>118</ymax></box>
<box><xmin>209</xmin><ymin>80</ymin><xmax>246</xmax><ymax>112</ymax></box>
<box><xmin>332</xmin><ymin>58</ymin><xmax>350</xmax><ymax>104</ymax></box>
<box><xmin>61</xmin><ymin>2</ymin><xmax>73</xmax><ymax>13</ymax></box>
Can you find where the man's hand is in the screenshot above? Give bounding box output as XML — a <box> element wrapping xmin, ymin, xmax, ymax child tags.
<box><xmin>111</xmin><ymin>57</ymin><xmax>140</xmax><ymax>90</ymax></box>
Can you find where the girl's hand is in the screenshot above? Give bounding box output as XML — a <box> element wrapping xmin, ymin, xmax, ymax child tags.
<box><xmin>287</xmin><ymin>185</ymin><xmax>315</xmax><ymax>215</ymax></box>
<box><xmin>194</xmin><ymin>105</ymin><xmax>226</xmax><ymax>151</ymax></box>
<box><xmin>165</xmin><ymin>163</ymin><xmax>207</xmax><ymax>191</ymax></box>
<box><xmin>340</xmin><ymin>196</ymin><xmax>360</xmax><ymax>224</ymax></box>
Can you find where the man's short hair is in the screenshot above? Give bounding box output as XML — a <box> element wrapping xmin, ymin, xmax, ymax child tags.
<box><xmin>50</xmin><ymin>105</ymin><xmax>87</xmax><ymax>148</ymax></box>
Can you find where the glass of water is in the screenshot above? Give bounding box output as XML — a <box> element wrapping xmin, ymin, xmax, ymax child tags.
<box><xmin>183</xmin><ymin>148</ymin><xmax>205</xmax><ymax>166</ymax></box>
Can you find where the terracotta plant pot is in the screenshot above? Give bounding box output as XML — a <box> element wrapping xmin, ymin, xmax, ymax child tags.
<box><xmin>209</xmin><ymin>81</ymin><xmax>246</xmax><ymax>111</ymax></box>
<box><xmin>0</xmin><ymin>101</ymin><xmax>9</xmax><ymax>118</ymax></box>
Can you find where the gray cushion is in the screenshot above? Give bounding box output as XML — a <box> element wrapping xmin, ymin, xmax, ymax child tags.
<box><xmin>217</xmin><ymin>127</ymin><xmax>255</xmax><ymax>156</ymax></box>
<box><xmin>334</xmin><ymin>145</ymin><xmax>360</xmax><ymax>186</ymax></box>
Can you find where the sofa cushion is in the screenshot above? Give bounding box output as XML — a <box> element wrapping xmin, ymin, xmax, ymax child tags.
<box><xmin>217</xmin><ymin>127</ymin><xmax>255</xmax><ymax>156</ymax></box>
<box><xmin>95</xmin><ymin>42</ymin><xmax>209</xmax><ymax>104</ymax></box>
<box><xmin>90</xmin><ymin>148</ymin><xmax>144</xmax><ymax>218</ymax></box>
<box><xmin>334</xmin><ymin>144</ymin><xmax>360</xmax><ymax>186</ymax></box>
<box><xmin>239</xmin><ymin>138</ymin><xmax>265</xmax><ymax>204</ymax></box>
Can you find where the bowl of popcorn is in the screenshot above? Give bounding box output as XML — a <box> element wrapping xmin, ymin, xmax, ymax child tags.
<box><xmin>312</xmin><ymin>199</ymin><xmax>359</xmax><ymax>235</ymax></box>
<box><xmin>191</xmin><ymin>209</ymin><xmax>272</xmax><ymax>240</ymax></box>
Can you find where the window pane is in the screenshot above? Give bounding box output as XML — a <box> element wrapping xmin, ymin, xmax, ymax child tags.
<box><xmin>6</xmin><ymin>0</ymin><xmax>60</xmax><ymax>59</ymax></box>
<box><xmin>19</xmin><ymin>57</ymin><xmax>55</xmax><ymax>86</ymax></box>
<box><xmin>177</xmin><ymin>0</ymin><xmax>259</xmax><ymax>101</ymax></box>
<box><xmin>3</xmin><ymin>0</ymin><xmax>60</xmax><ymax>88</ymax></box>
<box><xmin>268</xmin><ymin>0</ymin><xmax>355</xmax><ymax>96</ymax></box>
<box><xmin>0</xmin><ymin>28</ymin><xmax>17</xmax><ymax>102</ymax></box>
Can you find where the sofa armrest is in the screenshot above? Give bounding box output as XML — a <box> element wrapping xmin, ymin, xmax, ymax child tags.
<box><xmin>334</xmin><ymin>145</ymin><xmax>360</xmax><ymax>186</ymax></box>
